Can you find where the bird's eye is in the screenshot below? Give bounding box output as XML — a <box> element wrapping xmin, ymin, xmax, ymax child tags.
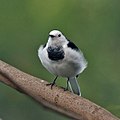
<box><xmin>58</xmin><ymin>34</ymin><xmax>61</xmax><ymax>37</ymax></box>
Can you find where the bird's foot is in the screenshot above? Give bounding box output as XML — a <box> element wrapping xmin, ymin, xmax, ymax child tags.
<box><xmin>46</xmin><ymin>76</ymin><xmax>58</xmax><ymax>89</ymax></box>
<box><xmin>46</xmin><ymin>82</ymin><xmax>55</xmax><ymax>89</ymax></box>
<box><xmin>64</xmin><ymin>87</ymin><xmax>68</xmax><ymax>91</ymax></box>
<box><xmin>60</xmin><ymin>86</ymin><xmax>68</xmax><ymax>91</ymax></box>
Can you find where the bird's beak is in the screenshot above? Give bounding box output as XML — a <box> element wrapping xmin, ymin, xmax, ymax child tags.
<box><xmin>49</xmin><ymin>35</ymin><xmax>55</xmax><ymax>38</ymax></box>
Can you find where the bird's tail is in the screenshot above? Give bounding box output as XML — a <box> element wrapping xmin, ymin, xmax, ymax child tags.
<box><xmin>68</xmin><ymin>77</ymin><xmax>81</xmax><ymax>96</ymax></box>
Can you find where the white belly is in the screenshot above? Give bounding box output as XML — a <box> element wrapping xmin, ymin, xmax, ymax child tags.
<box><xmin>44</xmin><ymin>60</ymin><xmax>81</xmax><ymax>77</ymax></box>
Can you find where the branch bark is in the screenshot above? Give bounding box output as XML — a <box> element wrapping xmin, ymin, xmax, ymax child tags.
<box><xmin>0</xmin><ymin>60</ymin><xmax>119</xmax><ymax>120</ymax></box>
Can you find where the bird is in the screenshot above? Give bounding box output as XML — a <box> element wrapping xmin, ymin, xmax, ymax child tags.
<box><xmin>38</xmin><ymin>30</ymin><xmax>87</xmax><ymax>96</ymax></box>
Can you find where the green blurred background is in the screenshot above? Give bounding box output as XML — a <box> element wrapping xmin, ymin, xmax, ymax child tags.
<box><xmin>0</xmin><ymin>0</ymin><xmax>120</xmax><ymax>120</ymax></box>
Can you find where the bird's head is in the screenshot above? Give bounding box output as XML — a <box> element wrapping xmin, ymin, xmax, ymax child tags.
<box><xmin>48</xmin><ymin>30</ymin><xmax>67</xmax><ymax>45</ymax></box>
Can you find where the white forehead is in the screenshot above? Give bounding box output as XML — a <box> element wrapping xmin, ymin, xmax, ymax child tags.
<box><xmin>49</xmin><ymin>30</ymin><xmax>62</xmax><ymax>36</ymax></box>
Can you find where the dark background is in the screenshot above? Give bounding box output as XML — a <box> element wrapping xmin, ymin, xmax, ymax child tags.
<box><xmin>0</xmin><ymin>0</ymin><xmax>120</xmax><ymax>120</ymax></box>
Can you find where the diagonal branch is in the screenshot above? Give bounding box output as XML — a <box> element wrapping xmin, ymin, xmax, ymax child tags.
<box><xmin>0</xmin><ymin>60</ymin><xmax>119</xmax><ymax>120</ymax></box>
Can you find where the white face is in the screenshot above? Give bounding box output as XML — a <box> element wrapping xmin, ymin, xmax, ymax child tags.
<box><xmin>49</xmin><ymin>30</ymin><xmax>66</xmax><ymax>41</ymax></box>
<box><xmin>47</xmin><ymin>30</ymin><xmax>68</xmax><ymax>46</ymax></box>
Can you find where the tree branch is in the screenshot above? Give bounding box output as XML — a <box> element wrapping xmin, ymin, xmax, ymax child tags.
<box><xmin>0</xmin><ymin>60</ymin><xmax>119</xmax><ymax>120</ymax></box>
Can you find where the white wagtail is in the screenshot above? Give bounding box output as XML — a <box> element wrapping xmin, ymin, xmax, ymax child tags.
<box><xmin>38</xmin><ymin>30</ymin><xmax>87</xmax><ymax>96</ymax></box>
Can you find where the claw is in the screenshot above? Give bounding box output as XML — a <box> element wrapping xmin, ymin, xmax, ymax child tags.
<box><xmin>60</xmin><ymin>86</ymin><xmax>68</xmax><ymax>91</ymax></box>
<box><xmin>64</xmin><ymin>87</ymin><xmax>68</xmax><ymax>91</ymax></box>
<box><xmin>46</xmin><ymin>82</ymin><xmax>55</xmax><ymax>89</ymax></box>
<box><xmin>46</xmin><ymin>76</ymin><xmax>58</xmax><ymax>89</ymax></box>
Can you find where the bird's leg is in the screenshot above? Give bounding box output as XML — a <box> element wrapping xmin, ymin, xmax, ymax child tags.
<box><xmin>46</xmin><ymin>76</ymin><xmax>58</xmax><ymax>89</ymax></box>
<box><xmin>76</xmin><ymin>74</ymin><xmax>79</xmax><ymax>78</ymax></box>
<box><xmin>64</xmin><ymin>78</ymin><xmax>69</xmax><ymax>91</ymax></box>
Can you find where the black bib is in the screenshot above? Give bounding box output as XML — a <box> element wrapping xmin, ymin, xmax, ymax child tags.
<box><xmin>47</xmin><ymin>46</ymin><xmax>65</xmax><ymax>61</ymax></box>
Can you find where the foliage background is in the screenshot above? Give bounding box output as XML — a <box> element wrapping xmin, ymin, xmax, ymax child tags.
<box><xmin>0</xmin><ymin>0</ymin><xmax>120</xmax><ymax>120</ymax></box>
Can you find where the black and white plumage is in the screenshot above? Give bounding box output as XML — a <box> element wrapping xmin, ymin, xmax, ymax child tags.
<box><xmin>38</xmin><ymin>30</ymin><xmax>87</xmax><ymax>96</ymax></box>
